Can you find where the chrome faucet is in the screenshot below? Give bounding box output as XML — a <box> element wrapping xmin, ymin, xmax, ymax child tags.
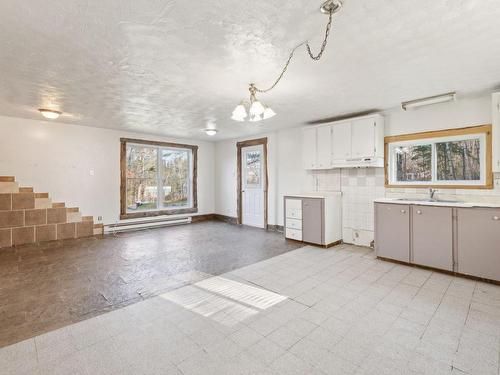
<box><xmin>429</xmin><ymin>188</ymin><xmax>437</xmax><ymax>201</ymax></box>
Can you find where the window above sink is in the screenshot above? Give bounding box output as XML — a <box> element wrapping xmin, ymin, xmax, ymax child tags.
<box><xmin>385</xmin><ymin>124</ymin><xmax>493</xmax><ymax>189</ymax></box>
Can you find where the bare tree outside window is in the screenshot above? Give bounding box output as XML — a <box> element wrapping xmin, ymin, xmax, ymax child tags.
<box><xmin>436</xmin><ymin>139</ymin><xmax>480</xmax><ymax>181</ymax></box>
<box><xmin>395</xmin><ymin>144</ymin><xmax>432</xmax><ymax>182</ymax></box>
<box><xmin>120</xmin><ymin>139</ymin><xmax>197</xmax><ymax>218</ymax></box>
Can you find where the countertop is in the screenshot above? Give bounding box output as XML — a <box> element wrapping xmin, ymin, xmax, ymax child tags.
<box><xmin>374</xmin><ymin>197</ymin><xmax>500</xmax><ymax>208</ymax></box>
<box><xmin>285</xmin><ymin>192</ymin><xmax>342</xmax><ymax>199</ymax></box>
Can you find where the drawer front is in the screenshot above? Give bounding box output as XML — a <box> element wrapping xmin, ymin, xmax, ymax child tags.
<box><xmin>285</xmin><ymin>198</ymin><xmax>302</xmax><ymax>210</ymax></box>
<box><xmin>286</xmin><ymin>207</ymin><xmax>302</xmax><ymax>220</ymax></box>
<box><xmin>286</xmin><ymin>218</ymin><xmax>302</xmax><ymax>230</ymax></box>
<box><xmin>285</xmin><ymin>228</ymin><xmax>302</xmax><ymax>241</ymax></box>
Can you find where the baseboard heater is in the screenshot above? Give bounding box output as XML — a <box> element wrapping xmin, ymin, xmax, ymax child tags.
<box><xmin>105</xmin><ymin>216</ymin><xmax>192</xmax><ymax>234</ymax></box>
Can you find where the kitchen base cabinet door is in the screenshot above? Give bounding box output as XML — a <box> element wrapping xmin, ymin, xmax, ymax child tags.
<box><xmin>375</xmin><ymin>203</ymin><xmax>410</xmax><ymax>262</ymax></box>
<box><xmin>457</xmin><ymin>208</ymin><xmax>500</xmax><ymax>282</ymax></box>
<box><xmin>302</xmin><ymin>198</ymin><xmax>324</xmax><ymax>245</ymax></box>
<box><xmin>412</xmin><ymin>206</ymin><xmax>453</xmax><ymax>271</ymax></box>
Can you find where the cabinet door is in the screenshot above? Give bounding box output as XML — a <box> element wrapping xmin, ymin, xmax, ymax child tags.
<box><xmin>412</xmin><ymin>206</ymin><xmax>453</xmax><ymax>271</ymax></box>
<box><xmin>332</xmin><ymin>122</ymin><xmax>351</xmax><ymax>161</ymax></box>
<box><xmin>302</xmin><ymin>128</ymin><xmax>317</xmax><ymax>169</ymax></box>
<box><xmin>351</xmin><ymin>118</ymin><xmax>375</xmax><ymax>158</ymax></box>
<box><xmin>457</xmin><ymin>208</ymin><xmax>500</xmax><ymax>281</ymax></box>
<box><xmin>375</xmin><ymin>203</ymin><xmax>410</xmax><ymax>262</ymax></box>
<box><xmin>316</xmin><ymin>126</ymin><xmax>332</xmax><ymax>169</ymax></box>
<box><xmin>302</xmin><ymin>198</ymin><xmax>323</xmax><ymax>245</ymax></box>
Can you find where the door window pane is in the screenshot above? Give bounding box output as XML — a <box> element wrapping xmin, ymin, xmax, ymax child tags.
<box><xmin>395</xmin><ymin>144</ymin><xmax>432</xmax><ymax>182</ymax></box>
<box><xmin>436</xmin><ymin>139</ymin><xmax>480</xmax><ymax>181</ymax></box>
<box><xmin>160</xmin><ymin>149</ymin><xmax>190</xmax><ymax>209</ymax></box>
<box><xmin>126</xmin><ymin>146</ymin><xmax>158</xmax><ymax>211</ymax></box>
<box><xmin>245</xmin><ymin>151</ymin><xmax>261</xmax><ymax>185</ymax></box>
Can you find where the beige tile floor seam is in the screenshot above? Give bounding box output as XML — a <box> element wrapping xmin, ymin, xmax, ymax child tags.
<box><xmin>1</xmin><ymin>244</ymin><xmax>499</xmax><ymax>375</ymax></box>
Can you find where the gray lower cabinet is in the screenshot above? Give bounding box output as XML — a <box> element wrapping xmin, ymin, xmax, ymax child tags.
<box><xmin>375</xmin><ymin>203</ymin><xmax>410</xmax><ymax>262</ymax></box>
<box><xmin>457</xmin><ymin>208</ymin><xmax>500</xmax><ymax>281</ymax></box>
<box><xmin>412</xmin><ymin>205</ymin><xmax>453</xmax><ymax>271</ymax></box>
<box><xmin>302</xmin><ymin>198</ymin><xmax>324</xmax><ymax>244</ymax></box>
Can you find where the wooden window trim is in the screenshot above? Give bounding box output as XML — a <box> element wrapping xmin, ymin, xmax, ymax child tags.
<box><xmin>120</xmin><ymin>138</ymin><xmax>198</xmax><ymax>220</ymax></box>
<box><xmin>236</xmin><ymin>137</ymin><xmax>268</xmax><ymax>228</ymax></box>
<box><xmin>384</xmin><ymin>124</ymin><xmax>493</xmax><ymax>189</ymax></box>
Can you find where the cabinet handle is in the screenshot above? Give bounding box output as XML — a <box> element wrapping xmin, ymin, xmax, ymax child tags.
<box><xmin>416</xmin><ymin>210</ymin><xmax>422</xmax><ymax>215</ymax></box>
<box><xmin>493</xmin><ymin>216</ymin><xmax>499</xmax><ymax>221</ymax></box>
<box><xmin>400</xmin><ymin>209</ymin><xmax>406</xmax><ymax>214</ymax></box>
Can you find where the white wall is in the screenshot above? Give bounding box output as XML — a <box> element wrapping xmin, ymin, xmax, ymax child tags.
<box><xmin>215</xmin><ymin>92</ymin><xmax>499</xmax><ymax>245</ymax></box>
<box><xmin>385</xmin><ymin>94</ymin><xmax>491</xmax><ymax>136</ymax></box>
<box><xmin>0</xmin><ymin>116</ymin><xmax>215</xmax><ymax>224</ymax></box>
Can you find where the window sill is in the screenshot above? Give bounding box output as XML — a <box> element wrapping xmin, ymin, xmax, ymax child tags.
<box><xmin>385</xmin><ymin>183</ymin><xmax>493</xmax><ymax>190</ymax></box>
<box><xmin>120</xmin><ymin>207</ymin><xmax>198</xmax><ymax>220</ymax></box>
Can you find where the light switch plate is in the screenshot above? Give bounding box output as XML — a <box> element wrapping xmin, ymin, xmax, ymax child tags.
<box><xmin>89</xmin><ymin>169</ymin><xmax>95</xmax><ymax>176</ymax></box>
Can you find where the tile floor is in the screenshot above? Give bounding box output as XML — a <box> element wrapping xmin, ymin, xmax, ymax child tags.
<box><xmin>1</xmin><ymin>244</ymin><xmax>499</xmax><ymax>375</ymax></box>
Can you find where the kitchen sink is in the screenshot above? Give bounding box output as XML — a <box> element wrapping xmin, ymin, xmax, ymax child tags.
<box><xmin>395</xmin><ymin>198</ymin><xmax>461</xmax><ymax>203</ymax></box>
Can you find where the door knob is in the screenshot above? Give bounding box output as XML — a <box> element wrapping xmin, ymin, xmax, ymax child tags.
<box><xmin>416</xmin><ymin>210</ymin><xmax>422</xmax><ymax>215</ymax></box>
<box><xmin>401</xmin><ymin>209</ymin><xmax>406</xmax><ymax>213</ymax></box>
<box><xmin>493</xmin><ymin>216</ymin><xmax>499</xmax><ymax>221</ymax></box>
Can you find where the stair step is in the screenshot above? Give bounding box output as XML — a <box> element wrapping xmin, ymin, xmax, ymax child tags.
<box><xmin>19</xmin><ymin>187</ymin><xmax>34</xmax><ymax>193</ymax></box>
<box><xmin>0</xmin><ymin>181</ymin><xmax>19</xmax><ymax>194</ymax></box>
<box><xmin>66</xmin><ymin>207</ymin><xmax>79</xmax><ymax>213</ymax></box>
<box><xmin>52</xmin><ymin>202</ymin><xmax>65</xmax><ymax>208</ymax></box>
<box><xmin>82</xmin><ymin>216</ymin><xmax>94</xmax><ymax>222</ymax></box>
<box><xmin>93</xmin><ymin>223</ymin><xmax>104</xmax><ymax>236</ymax></box>
<box><xmin>66</xmin><ymin>212</ymin><xmax>82</xmax><ymax>223</ymax></box>
<box><xmin>0</xmin><ymin>176</ymin><xmax>15</xmax><ymax>182</ymax></box>
<box><xmin>35</xmin><ymin>193</ymin><xmax>49</xmax><ymax>198</ymax></box>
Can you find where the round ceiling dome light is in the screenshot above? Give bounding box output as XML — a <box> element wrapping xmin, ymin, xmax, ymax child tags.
<box><xmin>204</xmin><ymin>128</ymin><xmax>218</xmax><ymax>136</ymax></box>
<box><xmin>38</xmin><ymin>108</ymin><xmax>62</xmax><ymax>119</ymax></box>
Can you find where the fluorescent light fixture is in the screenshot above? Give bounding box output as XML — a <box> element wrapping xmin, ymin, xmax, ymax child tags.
<box><xmin>401</xmin><ymin>92</ymin><xmax>456</xmax><ymax>111</ymax></box>
<box><xmin>38</xmin><ymin>108</ymin><xmax>62</xmax><ymax>119</ymax></box>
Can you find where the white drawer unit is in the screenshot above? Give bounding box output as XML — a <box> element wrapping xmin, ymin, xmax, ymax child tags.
<box><xmin>286</xmin><ymin>207</ymin><xmax>302</xmax><ymax>220</ymax></box>
<box><xmin>286</xmin><ymin>218</ymin><xmax>302</xmax><ymax>230</ymax></box>
<box><xmin>285</xmin><ymin>228</ymin><xmax>303</xmax><ymax>241</ymax></box>
<box><xmin>283</xmin><ymin>193</ymin><xmax>342</xmax><ymax>247</ymax></box>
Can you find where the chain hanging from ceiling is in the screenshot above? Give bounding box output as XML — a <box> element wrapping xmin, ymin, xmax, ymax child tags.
<box><xmin>232</xmin><ymin>0</ymin><xmax>343</xmax><ymax>122</ymax></box>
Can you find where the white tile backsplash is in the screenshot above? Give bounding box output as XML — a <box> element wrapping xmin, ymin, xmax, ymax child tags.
<box><xmin>308</xmin><ymin>169</ymin><xmax>500</xmax><ymax>246</ymax></box>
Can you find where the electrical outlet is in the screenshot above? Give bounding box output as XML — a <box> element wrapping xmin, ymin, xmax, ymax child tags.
<box><xmin>98</xmin><ymin>216</ymin><xmax>102</xmax><ymax>221</ymax></box>
<box><xmin>89</xmin><ymin>169</ymin><xmax>95</xmax><ymax>176</ymax></box>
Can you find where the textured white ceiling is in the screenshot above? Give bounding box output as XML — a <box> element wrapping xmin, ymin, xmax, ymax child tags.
<box><xmin>0</xmin><ymin>0</ymin><xmax>500</xmax><ymax>140</ymax></box>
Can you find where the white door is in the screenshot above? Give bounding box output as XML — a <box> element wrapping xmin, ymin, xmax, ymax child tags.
<box><xmin>302</xmin><ymin>128</ymin><xmax>317</xmax><ymax>169</ymax></box>
<box><xmin>316</xmin><ymin>125</ymin><xmax>332</xmax><ymax>169</ymax></box>
<box><xmin>242</xmin><ymin>145</ymin><xmax>265</xmax><ymax>228</ymax></box>
<box><xmin>351</xmin><ymin>118</ymin><xmax>375</xmax><ymax>158</ymax></box>
<box><xmin>332</xmin><ymin>122</ymin><xmax>351</xmax><ymax>161</ymax></box>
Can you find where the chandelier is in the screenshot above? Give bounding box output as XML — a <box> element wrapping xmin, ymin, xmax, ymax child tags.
<box><xmin>231</xmin><ymin>0</ymin><xmax>343</xmax><ymax>122</ymax></box>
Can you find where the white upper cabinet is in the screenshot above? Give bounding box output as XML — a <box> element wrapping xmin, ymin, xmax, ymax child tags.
<box><xmin>332</xmin><ymin>122</ymin><xmax>351</xmax><ymax>161</ymax></box>
<box><xmin>303</xmin><ymin>114</ymin><xmax>384</xmax><ymax>169</ymax></box>
<box><xmin>316</xmin><ymin>125</ymin><xmax>332</xmax><ymax>169</ymax></box>
<box><xmin>351</xmin><ymin>117</ymin><xmax>376</xmax><ymax>158</ymax></box>
<box><xmin>302</xmin><ymin>127</ymin><xmax>317</xmax><ymax>169</ymax></box>
<box><xmin>493</xmin><ymin>92</ymin><xmax>500</xmax><ymax>173</ymax></box>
